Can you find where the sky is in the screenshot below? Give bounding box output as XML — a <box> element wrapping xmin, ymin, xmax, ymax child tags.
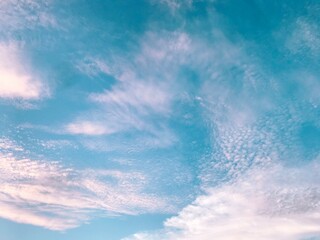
<box><xmin>0</xmin><ymin>0</ymin><xmax>320</xmax><ymax>239</ymax></box>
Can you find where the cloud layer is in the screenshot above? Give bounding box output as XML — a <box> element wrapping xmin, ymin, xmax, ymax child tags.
<box><xmin>125</xmin><ymin>162</ymin><xmax>320</xmax><ymax>240</ymax></box>
<box><xmin>0</xmin><ymin>138</ymin><xmax>171</xmax><ymax>231</ymax></box>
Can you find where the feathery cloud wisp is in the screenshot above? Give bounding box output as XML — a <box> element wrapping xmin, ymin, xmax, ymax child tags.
<box><xmin>0</xmin><ymin>138</ymin><xmax>171</xmax><ymax>231</ymax></box>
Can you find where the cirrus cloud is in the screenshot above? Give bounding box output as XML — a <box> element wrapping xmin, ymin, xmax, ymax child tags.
<box><xmin>0</xmin><ymin>137</ymin><xmax>172</xmax><ymax>231</ymax></box>
<box><xmin>124</xmin><ymin>162</ymin><xmax>320</xmax><ymax>240</ymax></box>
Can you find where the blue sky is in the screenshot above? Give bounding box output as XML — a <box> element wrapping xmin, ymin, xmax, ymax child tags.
<box><xmin>0</xmin><ymin>0</ymin><xmax>319</xmax><ymax>239</ymax></box>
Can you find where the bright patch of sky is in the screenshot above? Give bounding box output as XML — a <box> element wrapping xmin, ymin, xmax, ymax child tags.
<box><xmin>0</xmin><ymin>1</ymin><xmax>319</xmax><ymax>239</ymax></box>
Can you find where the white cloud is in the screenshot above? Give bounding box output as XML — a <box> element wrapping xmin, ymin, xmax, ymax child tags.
<box><xmin>76</xmin><ymin>57</ymin><xmax>112</xmax><ymax>77</ymax></box>
<box><xmin>0</xmin><ymin>70</ymin><xmax>43</xmax><ymax>99</ymax></box>
<box><xmin>138</xmin><ymin>32</ymin><xmax>191</xmax><ymax>63</ymax></box>
<box><xmin>0</xmin><ymin>42</ymin><xmax>49</xmax><ymax>100</ymax></box>
<box><xmin>286</xmin><ymin>17</ymin><xmax>320</xmax><ymax>56</ymax></box>
<box><xmin>80</xmin><ymin>126</ymin><xmax>177</xmax><ymax>153</ymax></box>
<box><xmin>0</xmin><ymin>139</ymin><xmax>172</xmax><ymax>231</ymax></box>
<box><xmin>38</xmin><ymin>139</ymin><xmax>78</xmax><ymax>150</ymax></box>
<box><xmin>124</xmin><ymin>162</ymin><xmax>320</xmax><ymax>240</ymax></box>
<box><xmin>65</xmin><ymin>121</ymin><xmax>113</xmax><ymax>135</ymax></box>
<box><xmin>151</xmin><ymin>0</ymin><xmax>193</xmax><ymax>12</ymax></box>
<box><xmin>0</xmin><ymin>137</ymin><xmax>24</xmax><ymax>152</ymax></box>
<box><xmin>66</xmin><ymin>32</ymin><xmax>191</xmax><ymax>139</ymax></box>
<box><xmin>90</xmin><ymin>80</ymin><xmax>172</xmax><ymax>115</ymax></box>
<box><xmin>0</xmin><ymin>0</ymin><xmax>58</xmax><ymax>31</ymax></box>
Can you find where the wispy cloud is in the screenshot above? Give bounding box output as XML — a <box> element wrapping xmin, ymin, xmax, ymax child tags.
<box><xmin>90</xmin><ymin>80</ymin><xmax>172</xmax><ymax>115</ymax></box>
<box><xmin>64</xmin><ymin>32</ymin><xmax>192</xmax><ymax>151</ymax></box>
<box><xmin>0</xmin><ymin>138</ymin><xmax>172</xmax><ymax>231</ymax></box>
<box><xmin>80</xmin><ymin>126</ymin><xmax>177</xmax><ymax>153</ymax></box>
<box><xmin>65</xmin><ymin>121</ymin><xmax>113</xmax><ymax>135</ymax></box>
<box><xmin>286</xmin><ymin>17</ymin><xmax>320</xmax><ymax>56</ymax></box>
<box><xmin>119</xmin><ymin>9</ymin><xmax>320</xmax><ymax>239</ymax></box>
<box><xmin>124</xmin><ymin>162</ymin><xmax>320</xmax><ymax>240</ymax></box>
<box><xmin>150</xmin><ymin>0</ymin><xmax>193</xmax><ymax>13</ymax></box>
<box><xmin>0</xmin><ymin>0</ymin><xmax>58</xmax><ymax>32</ymax></box>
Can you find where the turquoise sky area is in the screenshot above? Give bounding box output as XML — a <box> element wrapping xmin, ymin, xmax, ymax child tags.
<box><xmin>0</xmin><ymin>1</ymin><xmax>320</xmax><ymax>239</ymax></box>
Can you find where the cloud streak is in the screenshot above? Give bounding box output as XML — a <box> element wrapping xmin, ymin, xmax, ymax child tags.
<box><xmin>63</xmin><ymin>32</ymin><xmax>192</xmax><ymax>154</ymax></box>
<box><xmin>0</xmin><ymin>0</ymin><xmax>58</xmax><ymax>32</ymax></box>
<box><xmin>0</xmin><ymin>138</ymin><xmax>171</xmax><ymax>231</ymax></box>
